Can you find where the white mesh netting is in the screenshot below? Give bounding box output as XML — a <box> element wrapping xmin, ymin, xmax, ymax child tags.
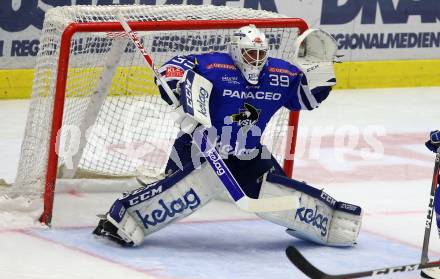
<box><xmin>11</xmin><ymin>5</ymin><xmax>304</xmax><ymax>198</ymax></box>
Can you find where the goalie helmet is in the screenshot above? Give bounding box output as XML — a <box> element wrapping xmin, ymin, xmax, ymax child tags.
<box><xmin>229</xmin><ymin>25</ymin><xmax>268</xmax><ymax>85</ymax></box>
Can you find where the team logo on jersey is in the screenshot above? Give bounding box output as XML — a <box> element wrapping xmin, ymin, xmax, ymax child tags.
<box><xmin>230</xmin><ymin>103</ymin><xmax>261</xmax><ymax>133</ymax></box>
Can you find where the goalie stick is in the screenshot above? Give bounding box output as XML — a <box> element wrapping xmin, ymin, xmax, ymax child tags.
<box><xmin>285</xmin><ymin>245</ymin><xmax>440</xmax><ymax>279</ymax></box>
<box><xmin>116</xmin><ymin>14</ymin><xmax>300</xmax><ymax>213</ymax></box>
<box><xmin>420</xmin><ymin>148</ymin><xmax>440</xmax><ymax>278</ymax></box>
<box><xmin>286</xmin><ymin>149</ymin><xmax>440</xmax><ymax>279</ymax></box>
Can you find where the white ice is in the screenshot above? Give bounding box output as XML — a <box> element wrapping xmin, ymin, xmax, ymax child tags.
<box><xmin>0</xmin><ymin>87</ymin><xmax>440</xmax><ymax>279</ymax></box>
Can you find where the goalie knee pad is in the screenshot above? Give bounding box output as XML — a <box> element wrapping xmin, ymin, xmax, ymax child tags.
<box><xmin>256</xmin><ymin>173</ymin><xmax>362</xmax><ymax>247</ymax></box>
<box><xmin>97</xmin><ymin>162</ymin><xmax>225</xmax><ymax>246</ymax></box>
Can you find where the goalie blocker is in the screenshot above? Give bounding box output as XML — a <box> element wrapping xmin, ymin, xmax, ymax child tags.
<box><xmin>163</xmin><ymin>69</ymin><xmax>213</xmax><ymax>134</ymax></box>
<box><xmin>94</xmin><ymin>158</ymin><xmax>362</xmax><ymax>247</ymax></box>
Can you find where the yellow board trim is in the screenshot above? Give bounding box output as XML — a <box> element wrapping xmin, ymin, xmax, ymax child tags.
<box><xmin>0</xmin><ymin>59</ymin><xmax>439</xmax><ymax>99</ymax></box>
<box><xmin>0</xmin><ymin>69</ymin><xmax>35</xmax><ymax>99</ymax></box>
<box><xmin>334</xmin><ymin>59</ymin><xmax>440</xmax><ymax>89</ymax></box>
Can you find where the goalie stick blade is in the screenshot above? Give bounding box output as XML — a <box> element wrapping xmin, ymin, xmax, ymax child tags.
<box><xmin>285</xmin><ymin>246</ymin><xmax>330</xmax><ymax>279</ymax></box>
<box><xmin>286</xmin><ymin>245</ymin><xmax>440</xmax><ymax>279</ymax></box>
<box><xmin>285</xmin><ymin>245</ymin><xmax>374</xmax><ymax>279</ymax></box>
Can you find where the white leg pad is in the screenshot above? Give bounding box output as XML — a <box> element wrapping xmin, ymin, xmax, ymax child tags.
<box><xmin>122</xmin><ymin>162</ymin><xmax>225</xmax><ymax>237</ymax></box>
<box><xmin>256</xmin><ymin>173</ymin><xmax>362</xmax><ymax>247</ymax></box>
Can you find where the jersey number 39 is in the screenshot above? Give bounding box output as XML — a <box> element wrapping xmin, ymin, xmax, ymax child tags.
<box><xmin>269</xmin><ymin>74</ymin><xmax>289</xmax><ymax>87</ymax></box>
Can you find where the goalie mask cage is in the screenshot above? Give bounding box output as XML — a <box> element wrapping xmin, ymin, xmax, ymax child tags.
<box><xmin>9</xmin><ymin>5</ymin><xmax>307</xmax><ymax>225</ymax></box>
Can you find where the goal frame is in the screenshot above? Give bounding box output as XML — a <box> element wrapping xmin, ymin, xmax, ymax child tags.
<box><xmin>42</xmin><ymin>18</ymin><xmax>308</xmax><ymax>225</ymax></box>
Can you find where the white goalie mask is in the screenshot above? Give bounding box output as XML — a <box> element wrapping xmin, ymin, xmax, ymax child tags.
<box><xmin>229</xmin><ymin>25</ymin><xmax>269</xmax><ymax>85</ymax></box>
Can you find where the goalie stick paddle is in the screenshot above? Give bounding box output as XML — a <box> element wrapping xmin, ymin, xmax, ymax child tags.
<box><xmin>285</xmin><ymin>245</ymin><xmax>440</xmax><ymax>279</ymax></box>
<box><xmin>116</xmin><ymin>15</ymin><xmax>300</xmax><ymax>213</ymax></box>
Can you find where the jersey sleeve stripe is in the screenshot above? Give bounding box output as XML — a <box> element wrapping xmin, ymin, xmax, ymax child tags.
<box><xmin>298</xmin><ymin>74</ymin><xmax>319</xmax><ymax>110</ymax></box>
<box><xmin>299</xmin><ymin>86</ymin><xmax>313</xmax><ymax>110</ymax></box>
<box><xmin>296</xmin><ymin>85</ymin><xmax>308</xmax><ymax>110</ymax></box>
<box><xmin>301</xmin><ymin>84</ymin><xmax>319</xmax><ymax>109</ymax></box>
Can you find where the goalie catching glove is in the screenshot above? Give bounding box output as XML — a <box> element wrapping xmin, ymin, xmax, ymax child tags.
<box><xmin>293</xmin><ymin>28</ymin><xmax>338</xmax><ymax>104</ymax></box>
<box><xmin>170</xmin><ymin>69</ymin><xmax>213</xmax><ymax>134</ymax></box>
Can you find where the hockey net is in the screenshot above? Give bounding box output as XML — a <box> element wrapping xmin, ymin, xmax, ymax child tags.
<box><xmin>5</xmin><ymin>5</ymin><xmax>307</xmax><ymax>225</ymax></box>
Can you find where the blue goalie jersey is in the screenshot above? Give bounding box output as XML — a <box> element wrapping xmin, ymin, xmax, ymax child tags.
<box><xmin>157</xmin><ymin>52</ymin><xmax>330</xmax><ymax>155</ymax></box>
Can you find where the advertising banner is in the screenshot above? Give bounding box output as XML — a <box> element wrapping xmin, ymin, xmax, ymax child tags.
<box><xmin>0</xmin><ymin>0</ymin><xmax>439</xmax><ymax>68</ymax></box>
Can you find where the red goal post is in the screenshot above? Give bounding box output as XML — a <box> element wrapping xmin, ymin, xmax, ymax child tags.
<box><xmin>11</xmin><ymin>5</ymin><xmax>308</xmax><ymax>225</ymax></box>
